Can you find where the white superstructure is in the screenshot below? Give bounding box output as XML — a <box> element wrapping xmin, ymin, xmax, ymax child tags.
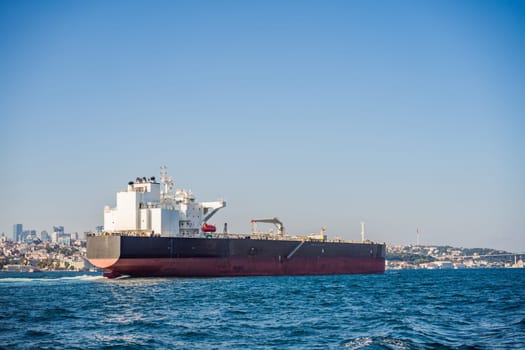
<box><xmin>103</xmin><ymin>167</ymin><xmax>225</xmax><ymax>237</ymax></box>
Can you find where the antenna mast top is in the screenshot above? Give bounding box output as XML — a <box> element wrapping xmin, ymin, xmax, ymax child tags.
<box><xmin>160</xmin><ymin>165</ymin><xmax>174</xmax><ymax>194</ymax></box>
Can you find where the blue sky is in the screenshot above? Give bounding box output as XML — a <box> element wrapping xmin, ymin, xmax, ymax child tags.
<box><xmin>1</xmin><ymin>0</ymin><xmax>524</xmax><ymax>251</ymax></box>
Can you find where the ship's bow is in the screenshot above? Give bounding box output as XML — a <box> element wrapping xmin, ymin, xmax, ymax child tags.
<box><xmin>86</xmin><ymin>235</ymin><xmax>121</xmax><ymax>269</ymax></box>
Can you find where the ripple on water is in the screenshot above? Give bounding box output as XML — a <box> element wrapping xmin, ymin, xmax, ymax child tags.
<box><xmin>25</xmin><ymin>329</ymin><xmax>52</xmax><ymax>337</ymax></box>
<box><xmin>342</xmin><ymin>336</ymin><xmax>418</xmax><ymax>350</ymax></box>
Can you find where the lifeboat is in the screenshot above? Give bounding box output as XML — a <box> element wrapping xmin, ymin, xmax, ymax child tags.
<box><xmin>201</xmin><ymin>223</ymin><xmax>216</xmax><ymax>233</ymax></box>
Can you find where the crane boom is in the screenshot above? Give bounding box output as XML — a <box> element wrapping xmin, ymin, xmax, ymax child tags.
<box><xmin>201</xmin><ymin>201</ymin><xmax>226</xmax><ymax>223</ymax></box>
<box><xmin>250</xmin><ymin>217</ymin><xmax>285</xmax><ymax>236</ymax></box>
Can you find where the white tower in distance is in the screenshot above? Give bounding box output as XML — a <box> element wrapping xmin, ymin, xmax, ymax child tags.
<box><xmin>361</xmin><ymin>222</ymin><xmax>366</xmax><ymax>242</ymax></box>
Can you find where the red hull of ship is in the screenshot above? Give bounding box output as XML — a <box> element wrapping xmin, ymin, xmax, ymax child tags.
<box><xmin>91</xmin><ymin>256</ymin><xmax>385</xmax><ymax>278</ymax></box>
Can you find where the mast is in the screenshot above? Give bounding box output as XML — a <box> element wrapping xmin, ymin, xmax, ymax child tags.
<box><xmin>160</xmin><ymin>165</ymin><xmax>173</xmax><ymax>194</ymax></box>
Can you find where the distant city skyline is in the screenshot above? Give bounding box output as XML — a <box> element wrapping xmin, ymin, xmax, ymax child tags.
<box><xmin>4</xmin><ymin>223</ymin><xmax>74</xmax><ymax>243</ymax></box>
<box><xmin>1</xmin><ymin>1</ymin><xmax>524</xmax><ymax>252</ymax></box>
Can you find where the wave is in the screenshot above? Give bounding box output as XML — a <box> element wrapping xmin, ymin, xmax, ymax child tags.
<box><xmin>0</xmin><ymin>274</ymin><xmax>102</xmax><ymax>284</ymax></box>
<box><xmin>342</xmin><ymin>336</ymin><xmax>419</xmax><ymax>350</ymax></box>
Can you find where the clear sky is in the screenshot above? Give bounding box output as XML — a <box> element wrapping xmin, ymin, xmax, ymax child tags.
<box><xmin>1</xmin><ymin>0</ymin><xmax>524</xmax><ymax>252</ymax></box>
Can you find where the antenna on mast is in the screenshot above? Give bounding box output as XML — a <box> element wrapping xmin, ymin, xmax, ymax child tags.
<box><xmin>160</xmin><ymin>165</ymin><xmax>173</xmax><ymax>194</ymax></box>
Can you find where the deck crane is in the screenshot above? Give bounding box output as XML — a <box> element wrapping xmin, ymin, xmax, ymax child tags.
<box><xmin>250</xmin><ymin>217</ymin><xmax>285</xmax><ymax>236</ymax></box>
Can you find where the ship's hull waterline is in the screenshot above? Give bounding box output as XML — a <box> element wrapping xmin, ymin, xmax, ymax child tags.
<box><xmin>87</xmin><ymin>236</ymin><xmax>386</xmax><ymax>278</ymax></box>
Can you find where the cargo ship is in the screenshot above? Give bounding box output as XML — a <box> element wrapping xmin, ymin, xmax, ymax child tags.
<box><xmin>87</xmin><ymin>167</ymin><xmax>385</xmax><ymax>278</ymax></box>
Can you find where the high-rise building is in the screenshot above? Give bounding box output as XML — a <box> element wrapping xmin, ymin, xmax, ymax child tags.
<box><xmin>57</xmin><ymin>234</ymin><xmax>71</xmax><ymax>246</ymax></box>
<box><xmin>21</xmin><ymin>230</ymin><xmax>36</xmax><ymax>243</ymax></box>
<box><xmin>40</xmin><ymin>230</ymin><xmax>51</xmax><ymax>242</ymax></box>
<box><xmin>52</xmin><ymin>226</ymin><xmax>65</xmax><ymax>244</ymax></box>
<box><xmin>53</xmin><ymin>226</ymin><xmax>64</xmax><ymax>234</ymax></box>
<box><xmin>13</xmin><ymin>224</ymin><xmax>23</xmax><ymax>242</ymax></box>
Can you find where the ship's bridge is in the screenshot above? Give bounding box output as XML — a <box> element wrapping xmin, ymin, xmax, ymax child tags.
<box><xmin>102</xmin><ymin>169</ymin><xmax>225</xmax><ymax>238</ymax></box>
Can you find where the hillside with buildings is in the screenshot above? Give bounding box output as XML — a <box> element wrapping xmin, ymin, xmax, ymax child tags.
<box><xmin>387</xmin><ymin>244</ymin><xmax>524</xmax><ymax>269</ymax></box>
<box><xmin>1</xmin><ymin>225</ymin><xmax>96</xmax><ymax>272</ymax></box>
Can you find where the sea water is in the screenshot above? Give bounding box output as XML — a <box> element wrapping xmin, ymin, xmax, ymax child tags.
<box><xmin>0</xmin><ymin>269</ymin><xmax>524</xmax><ymax>349</ymax></box>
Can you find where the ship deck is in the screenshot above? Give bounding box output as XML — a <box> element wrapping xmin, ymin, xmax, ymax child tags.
<box><xmin>88</xmin><ymin>232</ymin><xmax>382</xmax><ymax>245</ymax></box>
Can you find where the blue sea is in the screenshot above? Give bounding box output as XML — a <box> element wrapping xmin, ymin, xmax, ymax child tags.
<box><xmin>0</xmin><ymin>269</ymin><xmax>524</xmax><ymax>349</ymax></box>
